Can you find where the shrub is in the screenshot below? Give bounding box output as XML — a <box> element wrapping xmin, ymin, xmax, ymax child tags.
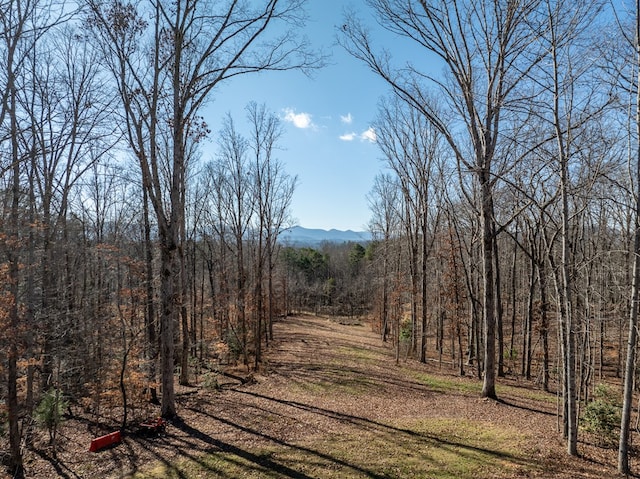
<box><xmin>34</xmin><ymin>388</ymin><xmax>68</xmax><ymax>445</ymax></box>
<box><xmin>224</xmin><ymin>329</ymin><xmax>243</xmax><ymax>363</ymax></box>
<box><xmin>203</xmin><ymin>372</ymin><xmax>220</xmax><ymax>391</ymax></box>
<box><xmin>504</xmin><ymin>348</ymin><xmax>517</xmax><ymax>360</ymax></box>
<box><xmin>400</xmin><ymin>320</ymin><xmax>412</xmax><ymax>342</ymax></box>
<box><xmin>581</xmin><ymin>384</ymin><xmax>621</xmax><ymax>447</ymax></box>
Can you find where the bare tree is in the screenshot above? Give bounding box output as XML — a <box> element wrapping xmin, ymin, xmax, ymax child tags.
<box><xmin>373</xmin><ymin>96</ymin><xmax>444</xmax><ymax>362</ymax></box>
<box><xmin>86</xmin><ymin>0</ymin><xmax>320</xmax><ymax>417</ymax></box>
<box><xmin>213</xmin><ymin>114</ymin><xmax>253</xmax><ymax>366</ymax></box>
<box><xmin>247</xmin><ymin>102</ymin><xmax>280</xmax><ymax>367</ymax></box>
<box><xmin>610</xmin><ymin>0</ymin><xmax>640</xmax><ymax>473</ymax></box>
<box><xmin>341</xmin><ymin>0</ymin><xmax>548</xmax><ymax>399</ymax></box>
<box><xmin>245</xmin><ymin>103</ymin><xmax>296</xmax><ymax>351</ymax></box>
<box><xmin>367</xmin><ymin>172</ymin><xmax>402</xmax><ymax>344</ymax></box>
<box><xmin>527</xmin><ymin>0</ymin><xmax>607</xmax><ymax>455</ymax></box>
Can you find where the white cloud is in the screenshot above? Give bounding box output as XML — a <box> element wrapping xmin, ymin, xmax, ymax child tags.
<box><xmin>283</xmin><ymin>108</ymin><xmax>314</xmax><ymax>129</ymax></box>
<box><xmin>360</xmin><ymin>127</ymin><xmax>377</xmax><ymax>143</ymax></box>
<box><xmin>339</xmin><ymin>132</ymin><xmax>357</xmax><ymax>141</ymax></box>
<box><xmin>340</xmin><ymin>113</ymin><xmax>353</xmax><ymax>125</ymax></box>
<box><xmin>340</xmin><ymin>127</ymin><xmax>377</xmax><ymax>143</ymax></box>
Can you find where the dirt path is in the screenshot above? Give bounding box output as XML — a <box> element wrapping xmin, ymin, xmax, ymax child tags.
<box><xmin>10</xmin><ymin>314</ymin><xmax>625</xmax><ymax>478</ymax></box>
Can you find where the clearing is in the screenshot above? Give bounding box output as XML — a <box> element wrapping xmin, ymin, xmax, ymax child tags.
<box><xmin>10</xmin><ymin>314</ymin><xmax>631</xmax><ymax>478</ymax></box>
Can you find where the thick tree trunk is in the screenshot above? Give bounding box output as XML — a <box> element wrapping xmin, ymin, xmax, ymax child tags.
<box><xmin>481</xmin><ymin>171</ymin><xmax>497</xmax><ymax>400</ymax></box>
<box><xmin>143</xmin><ymin>188</ymin><xmax>158</xmax><ymax>404</ymax></box>
<box><xmin>159</xmin><ymin>241</ymin><xmax>177</xmax><ymax>418</ymax></box>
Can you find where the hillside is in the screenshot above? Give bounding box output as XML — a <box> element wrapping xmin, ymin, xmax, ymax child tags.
<box><xmin>12</xmin><ymin>314</ymin><xmax>623</xmax><ymax>479</ymax></box>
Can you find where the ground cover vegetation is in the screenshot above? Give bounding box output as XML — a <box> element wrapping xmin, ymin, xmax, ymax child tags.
<box><xmin>2</xmin><ymin>0</ymin><xmax>640</xmax><ymax>477</ymax></box>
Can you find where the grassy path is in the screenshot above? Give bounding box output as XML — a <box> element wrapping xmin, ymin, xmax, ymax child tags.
<box><xmin>127</xmin><ymin>314</ymin><xmax>617</xmax><ymax>479</ymax></box>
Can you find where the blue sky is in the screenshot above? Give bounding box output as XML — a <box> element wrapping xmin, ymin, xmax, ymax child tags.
<box><xmin>205</xmin><ymin>1</ymin><xmax>391</xmax><ymax>232</ymax></box>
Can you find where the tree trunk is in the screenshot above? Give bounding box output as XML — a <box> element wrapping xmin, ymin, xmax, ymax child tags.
<box><xmin>255</xmin><ymin>233</ymin><xmax>264</xmax><ymax>370</ymax></box>
<box><xmin>619</xmin><ymin>238</ymin><xmax>639</xmax><ymax>473</ymax></box>
<box><xmin>539</xmin><ymin>262</ymin><xmax>550</xmax><ymax>392</ymax></box>
<box><xmin>159</xmin><ymin>241</ymin><xmax>177</xmax><ymax>418</ymax></box>
<box><xmin>562</xmin><ymin>154</ymin><xmax>578</xmax><ymax>457</ymax></box>
<box><xmin>179</xmin><ymin>248</ymin><xmax>190</xmax><ymax>386</ymax></box>
<box><xmin>420</xmin><ymin>215</ymin><xmax>428</xmax><ymax>363</ymax></box>
<box><xmin>523</xmin><ymin>255</ymin><xmax>535</xmax><ymax>379</ymax></box>
<box><xmin>510</xmin><ymin>231</ymin><xmax>518</xmax><ymax>373</ymax></box>
<box><xmin>481</xmin><ymin>170</ymin><xmax>497</xmax><ymax>400</ymax></box>
<box><xmin>494</xmin><ymin>234</ymin><xmax>505</xmax><ymax>378</ymax></box>
<box><xmin>7</xmin><ymin>65</ymin><xmax>24</xmax><ymax>478</ymax></box>
<box><xmin>143</xmin><ymin>188</ymin><xmax>158</xmax><ymax>404</ymax></box>
<box><xmin>619</xmin><ymin>4</ymin><xmax>640</xmax><ymax>471</ymax></box>
<box><xmin>382</xmin><ymin>243</ymin><xmax>389</xmax><ymax>342</ymax></box>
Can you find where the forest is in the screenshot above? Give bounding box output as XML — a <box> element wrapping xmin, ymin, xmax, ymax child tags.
<box><xmin>3</xmin><ymin>0</ymin><xmax>640</xmax><ymax>477</ymax></box>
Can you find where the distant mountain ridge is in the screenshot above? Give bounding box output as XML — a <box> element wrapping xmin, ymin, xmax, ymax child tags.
<box><xmin>280</xmin><ymin>226</ymin><xmax>372</xmax><ymax>246</ymax></box>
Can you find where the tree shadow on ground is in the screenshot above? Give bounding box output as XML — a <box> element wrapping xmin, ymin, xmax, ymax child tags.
<box><xmin>30</xmin><ymin>447</ymin><xmax>78</xmax><ymax>479</ymax></box>
<box><xmin>177</xmin><ymin>391</ymin><xmax>542</xmax><ymax>479</ymax></box>
<box><xmin>170</xmin><ymin>417</ymin><xmax>344</xmax><ymax>479</ymax></box>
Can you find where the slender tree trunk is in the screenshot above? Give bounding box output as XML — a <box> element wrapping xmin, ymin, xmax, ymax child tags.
<box><xmin>510</xmin><ymin>231</ymin><xmax>518</xmax><ymax>370</ymax></box>
<box><xmin>238</xmin><ymin>241</ymin><xmax>248</xmax><ymax>367</ymax></box>
<box><xmin>7</xmin><ymin>66</ymin><xmax>24</xmax><ymax>478</ymax></box>
<box><xmin>420</xmin><ymin>216</ymin><xmax>428</xmax><ymax>363</ymax></box>
<box><xmin>179</xmin><ymin>242</ymin><xmax>190</xmax><ymax>385</ymax></box>
<box><xmin>524</xmin><ymin>254</ymin><xmax>535</xmax><ymax>379</ymax></box>
<box><xmin>619</xmin><ymin>4</ymin><xmax>640</xmax><ymax>471</ymax></box>
<box><xmin>120</xmin><ymin>342</ymin><xmax>129</xmax><ymax>433</ymax></box>
<box><xmin>494</xmin><ymin>234</ymin><xmax>505</xmax><ymax>378</ymax></box>
<box><xmin>382</xmin><ymin>234</ymin><xmax>390</xmax><ymax>342</ymax></box>
<box><xmin>539</xmin><ymin>262</ymin><xmax>550</xmax><ymax>392</ymax></box>
<box><xmin>191</xmin><ymin>238</ymin><xmax>198</xmax><ymax>357</ymax></box>
<box><xmin>598</xmin><ymin>313</ymin><xmax>604</xmax><ymax>381</ymax></box>
<box><xmin>268</xmin><ymin>255</ymin><xmax>275</xmax><ymax>342</ymax></box>
<box><xmin>619</xmin><ymin>228</ymin><xmax>639</xmax><ymax>473</ymax></box>
<box><xmin>255</xmin><ymin>232</ymin><xmax>264</xmax><ymax>369</ymax></box>
<box><xmin>6</xmin><ymin>196</ymin><xmax>22</xmax><ymax>477</ymax></box>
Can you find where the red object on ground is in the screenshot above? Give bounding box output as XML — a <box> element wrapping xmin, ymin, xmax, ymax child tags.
<box><xmin>89</xmin><ymin>431</ymin><xmax>122</xmax><ymax>452</ymax></box>
<box><xmin>139</xmin><ymin>417</ymin><xmax>166</xmax><ymax>433</ymax></box>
